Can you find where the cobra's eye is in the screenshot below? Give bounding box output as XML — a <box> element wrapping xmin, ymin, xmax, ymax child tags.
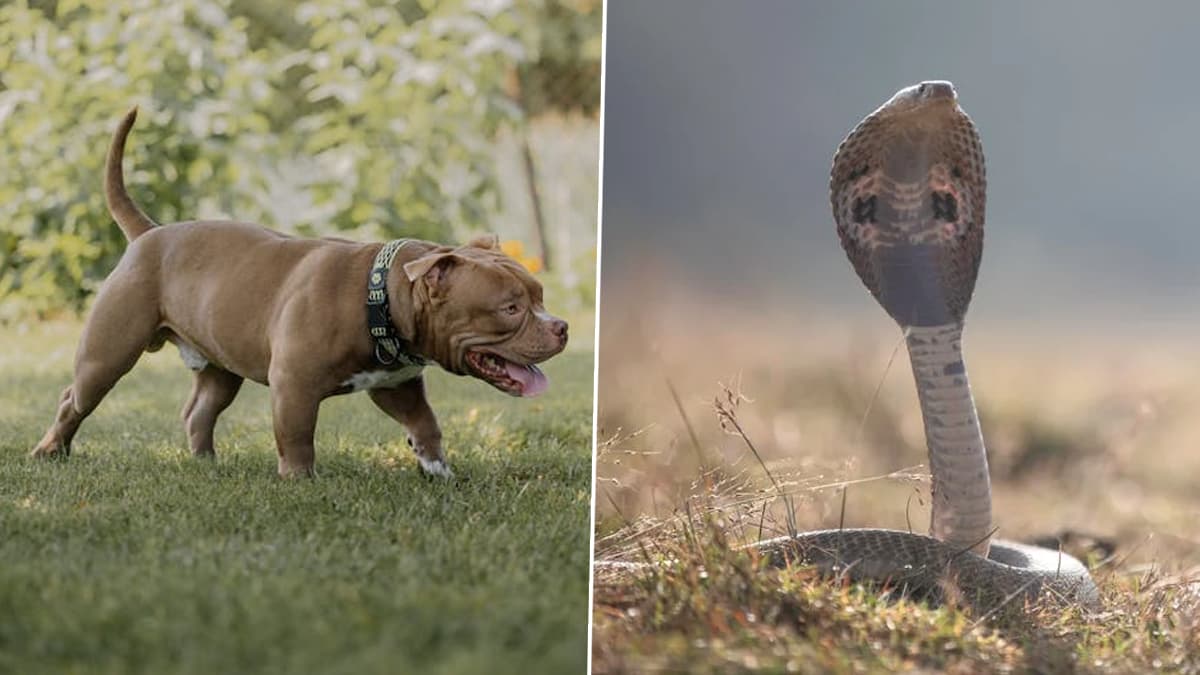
<box><xmin>917</xmin><ymin>83</ymin><xmax>928</xmax><ymax>96</ymax></box>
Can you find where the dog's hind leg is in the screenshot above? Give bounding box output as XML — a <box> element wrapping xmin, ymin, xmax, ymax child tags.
<box><xmin>31</xmin><ymin>268</ymin><xmax>160</xmax><ymax>459</ymax></box>
<box><xmin>181</xmin><ymin>366</ymin><xmax>244</xmax><ymax>457</ymax></box>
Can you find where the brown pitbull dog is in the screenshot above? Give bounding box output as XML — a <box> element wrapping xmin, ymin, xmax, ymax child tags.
<box><xmin>30</xmin><ymin>108</ymin><xmax>568</xmax><ymax>478</ymax></box>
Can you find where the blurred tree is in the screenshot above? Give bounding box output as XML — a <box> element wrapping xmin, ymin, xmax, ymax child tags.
<box><xmin>0</xmin><ymin>0</ymin><xmax>599</xmax><ymax>317</ymax></box>
<box><xmin>505</xmin><ymin>0</ymin><xmax>602</xmax><ymax>270</ymax></box>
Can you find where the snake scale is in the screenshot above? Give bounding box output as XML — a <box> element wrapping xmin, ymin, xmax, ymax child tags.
<box><xmin>601</xmin><ymin>81</ymin><xmax>1099</xmax><ymax>613</ymax></box>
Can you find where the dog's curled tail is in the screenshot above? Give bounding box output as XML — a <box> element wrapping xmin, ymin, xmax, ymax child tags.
<box><xmin>105</xmin><ymin>107</ymin><xmax>158</xmax><ymax>241</ymax></box>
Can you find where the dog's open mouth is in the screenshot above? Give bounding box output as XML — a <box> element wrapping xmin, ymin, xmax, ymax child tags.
<box><xmin>465</xmin><ymin>350</ymin><xmax>548</xmax><ymax>397</ymax></box>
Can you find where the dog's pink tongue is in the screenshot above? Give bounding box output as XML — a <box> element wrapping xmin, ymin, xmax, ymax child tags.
<box><xmin>505</xmin><ymin>362</ymin><xmax>548</xmax><ymax>397</ymax></box>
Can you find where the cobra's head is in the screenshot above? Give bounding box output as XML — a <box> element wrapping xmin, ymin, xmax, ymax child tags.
<box><xmin>877</xmin><ymin>80</ymin><xmax>958</xmax><ymax>116</ymax></box>
<box><xmin>859</xmin><ymin>79</ymin><xmax>960</xmax><ymax>135</ymax></box>
<box><xmin>831</xmin><ymin>78</ymin><xmax>986</xmax><ymax>328</ymax></box>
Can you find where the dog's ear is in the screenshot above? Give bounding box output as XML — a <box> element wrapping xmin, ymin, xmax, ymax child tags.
<box><xmin>403</xmin><ymin>252</ymin><xmax>459</xmax><ymax>294</ymax></box>
<box><xmin>466</xmin><ymin>233</ymin><xmax>499</xmax><ymax>250</ymax></box>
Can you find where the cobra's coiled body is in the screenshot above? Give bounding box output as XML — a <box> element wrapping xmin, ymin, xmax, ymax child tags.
<box><xmin>754</xmin><ymin>528</ymin><xmax>1098</xmax><ymax>610</ymax></box>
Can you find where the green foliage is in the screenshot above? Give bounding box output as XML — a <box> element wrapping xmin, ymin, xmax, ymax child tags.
<box><xmin>0</xmin><ymin>322</ymin><xmax>594</xmax><ymax>673</ymax></box>
<box><xmin>0</xmin><ymin>0</ymin><xmax>600</xmax><ymax>317</ymax></box>
<box><xmin>514</xmin><ymin>0</ymin><xmax>603</xmax><ymax>116</ymax></box>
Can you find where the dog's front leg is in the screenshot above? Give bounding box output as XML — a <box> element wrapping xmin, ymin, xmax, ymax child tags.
<box><xmin>270</xmin><ymin>385</ymin><xmax>322</xmax><ymax>478</ymax></box>
<box><xmin>367</xmin><ymin>377</ymin><xmax>450</xmax><ymax>478</ymax></box>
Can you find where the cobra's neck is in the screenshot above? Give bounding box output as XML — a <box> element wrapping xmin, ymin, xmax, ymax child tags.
<box><xmin>905</xmin><ymin>323</ymin><xmax>993</xmax><ymax>556</ymax></box>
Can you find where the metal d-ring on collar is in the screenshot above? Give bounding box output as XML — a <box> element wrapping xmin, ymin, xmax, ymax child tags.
<box><xmin>367</xmin><ymin>239</ymin><xmax>428</xmax><ymax>368</ymax></box>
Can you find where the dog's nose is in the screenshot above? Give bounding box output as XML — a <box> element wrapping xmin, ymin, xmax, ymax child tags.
<box><xmin>550</xmin><ymin>318</ymin><xmax>568</xmax><ymax>340</ymax></box>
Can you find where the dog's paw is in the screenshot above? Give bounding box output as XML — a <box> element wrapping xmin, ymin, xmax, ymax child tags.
<box><xmin>417</xmin><ymin>456</ymin><xmax>454</xmax><ymax>479</ymax></box>
<box><xmin>277</xmin><ymin>458</ymin><xmax>316</xmax><ymax>479</ymax></box>
<box><xmin>30</xmin><ymin>439</ymin><xmax>69</xmax><ymax>460</ymax></box>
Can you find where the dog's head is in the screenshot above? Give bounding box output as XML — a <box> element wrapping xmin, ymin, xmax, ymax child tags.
<box><xmin>402</xmin><ymin>235</ymin><xmax>568</xmax><ymax>396</ymax></box>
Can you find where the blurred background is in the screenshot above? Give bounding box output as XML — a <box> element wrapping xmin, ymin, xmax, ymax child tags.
<box><xmin>0</xmin><ymin>0</ymin><xmax>600</xmax><ymax>332</ymax></box>
<box><xmin>596</xmin><ymin>1</ymin><xmax>1200</xmax><ymax>574</ymax></box>
<box><xmin>602</xmin><ymin>1</ymin><xmax>1199</xmax><ymax>323</ymax></box>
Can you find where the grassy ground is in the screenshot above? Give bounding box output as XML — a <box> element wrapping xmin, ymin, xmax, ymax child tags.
<box><xmin>592</xmin><ymin>292</ymin><xmax>1200</xmax><ymax>674</ymax></box>
<box><xmin>0</xmin><ymin>320</ymin><xmax>593</xmax><ymax>675</ymax></box>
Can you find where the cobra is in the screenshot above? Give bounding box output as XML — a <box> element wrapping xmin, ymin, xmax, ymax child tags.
<box><xmin>751</xmin><ymin>80</ymin><xmax>1098</xmax><ymax>610</ymax></box>
<box><xmin>597</xmin><ymin>81</ymin><xmax>1098</xmax><ymax>613</ymax></box>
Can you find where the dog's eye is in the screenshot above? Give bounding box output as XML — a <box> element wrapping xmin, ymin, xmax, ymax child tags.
<box><xmin>501</xmin><ymin>303</ymin><xmax>521</xmax><ymax>316</ymax></box>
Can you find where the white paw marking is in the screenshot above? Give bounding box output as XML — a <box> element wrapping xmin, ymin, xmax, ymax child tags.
<box><xmin>177</xmin><ymin>342</ymin><xmax>209</xmax><ymax>371</ymax></box>
<box><xmin>418</xmin><ymin>456</ymin><xmax>454</xmax><ymax>478</ymax></box>
<box><xmin>341</xmin><ymin>366</ymin><xmax>424</xmax><ymax>392</ymax></box>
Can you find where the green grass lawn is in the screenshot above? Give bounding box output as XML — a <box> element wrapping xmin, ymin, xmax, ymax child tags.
<box><xmin>0</xmin><ymin>321</ymin><xmax>593</xmax><ymax>675</ymax></box>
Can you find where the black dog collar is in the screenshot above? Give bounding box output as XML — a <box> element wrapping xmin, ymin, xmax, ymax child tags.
<box><xmin>367</xmin><ymin>239</ymin><xmax>428</xmax><ymax>368</ymax></box>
